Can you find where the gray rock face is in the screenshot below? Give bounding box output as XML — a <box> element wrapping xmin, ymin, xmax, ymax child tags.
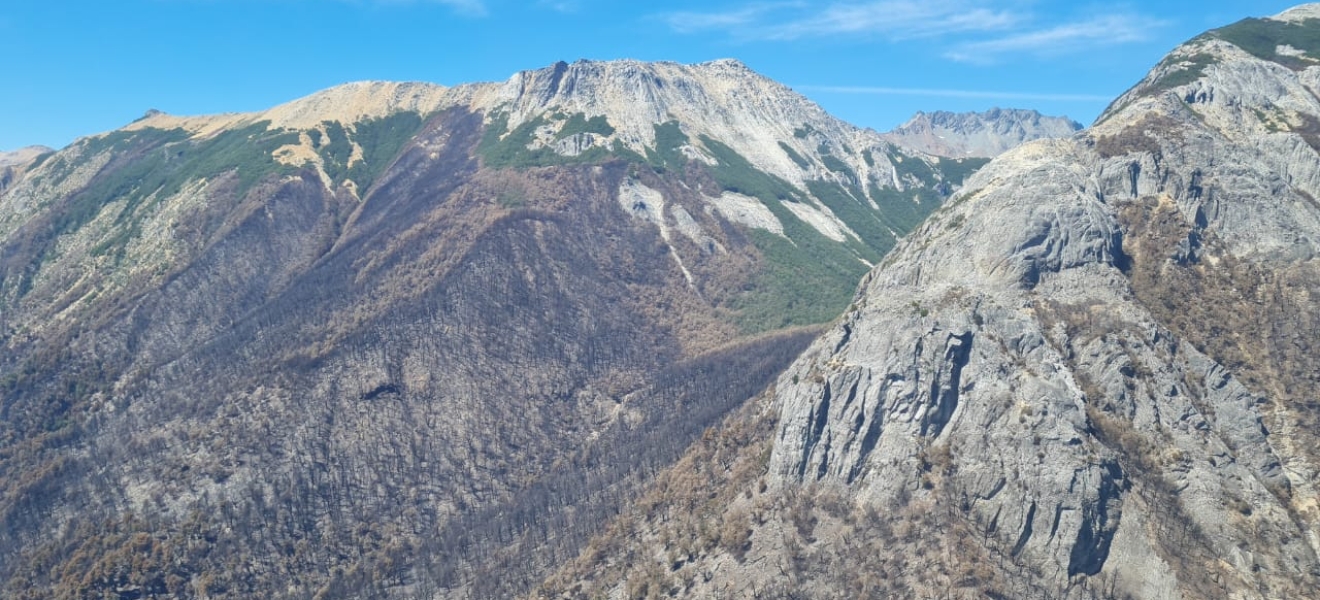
<box><xmin>884</xmin><ymin>108</ymin><xmax>1082</xmax><ymax>158</ymax></box>
<box><xmin>766</xmin><ymin>7</ymin><xmax>1320</xmax><ymax>599</ymax></box>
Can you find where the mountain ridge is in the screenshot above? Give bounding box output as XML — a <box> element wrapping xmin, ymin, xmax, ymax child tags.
<box><xmin>883</xmin><ymin>107</ymin><xmax>1083</xmax><ymax>158</ymax></box>
<box><xmin>0</xmin><ymin>146</ymin><xmax>52</xmax><ymax>167</ymax></box>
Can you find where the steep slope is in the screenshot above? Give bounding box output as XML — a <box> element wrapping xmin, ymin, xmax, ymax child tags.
<box><xmin>884</xmin><ymin>108</ymin><xmax>1083</xmax><ymax>158</ymax></box>
<box><xmin>537</xmin><ymin>7</ymin><xmax>1320</xmax><ymax>600</ymax></box>
<box><xmin>0</xmin><ymin>60</ymin><xmax>980</xmax><ymax>598</ymax></box>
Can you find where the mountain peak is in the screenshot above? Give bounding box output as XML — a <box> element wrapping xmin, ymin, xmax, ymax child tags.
<box><xmin>475</xmin><ymin>57</ymin><xmax>866</xmax><ymax>188</ymax></box>
<box><xmin>0</xmin><ymin>145</ymin><xmax>53</xmax><ymax>167</ymax></box>
<box><xmin>1273</xmin><ymin>3</ymin><xmax>1320</xmax><ymax>22</ymax></box>
<box><xmin>1099</xmin><ymin>8</ymin><xmax>1320</xmax><ymax>137</ymax></box>
<box><xmin>259</xmin><ymin>80</ymin><xmax>451</xmax><ymax>130</ymax></box>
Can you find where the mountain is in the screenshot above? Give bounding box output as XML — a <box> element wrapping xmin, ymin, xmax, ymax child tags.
<box><xmin>0</xmin><ymin>146</ymin><xmax>53</xmax><ymax>195</ymax></box>
<box><xmin>884</xmin><ymin>108</ymin><xmax>1083</xmax><ymax>158</ymax></box>
<box><xmin>0</xmin><ymin>60</ymin><xmax>986</xmax><ymax>598</ymax></box>
<box><xmin>0</xmin><ymin>146</ymin><xmax>53</xmax><ymax>167</ymax></box>
<box><xmin>537</xmin><ymin>7</ymin><xmax>1320</xmax><ymax>600</ymax></box>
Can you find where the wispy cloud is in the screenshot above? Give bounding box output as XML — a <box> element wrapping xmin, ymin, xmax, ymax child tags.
<box><xmin>945</xmin><ymin>14</ymin><xmax>1157</xmax><ymax>63</ymax></box>
<box><xmin>765</xmin><ymin>1</ymin><xmax>1019</xmax><ymax>41</ymax></box>
<box><xmin>664</xmin><ymin>0</ymin><xmax>1017</xmax><ymax>40</ymax></box>
<box><xmin>660</xmin><ymin>1</ymin><xmax>1159</xmax><ymax>62</ymax></box>
<box><xmin>664</xmin><ymin>2</ymin><xmax>804</xmax><ymax>35</ymax></box>
<box><xmin>795</xmin><ymin>85</ymin><xmax>1113</xmax><ymax>102</ymax></box>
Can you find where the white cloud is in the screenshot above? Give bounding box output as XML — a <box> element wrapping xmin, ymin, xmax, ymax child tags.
<box><xmin>945</xmin><ymin>14</ymin><xmax>1158</xmax><ymax>63</ymax></box>
<box><xmin>660</xmin><ymin>1</ymin><xmax>1159</xmax><ymax>62</ymax></box>
<box><xmin>662</xmin><ymin>1</ymin><xmax>1019</xmax><ymax>40</ymax></box>
<box><xmin>762</xmin><ymin>1</ymin><xmax>1020</xmax><ymax>41</ymax></box>
<box><xmin>664</xmin><ymin>2</ymin><xmax>806</xmax><ymax>35</ymax></box>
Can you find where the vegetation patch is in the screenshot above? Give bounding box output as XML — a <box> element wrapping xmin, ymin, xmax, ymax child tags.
<box><xmin>478</xmin><ymin>112</ymin><xmax>617</xmax><ymax>168</ymax></box>
<box><xmin>805</xmin><ymin>180</ymin><xmax>889</xmax><ymax>259</ymax></box>
<box><xmin>645</xmin><ymin>120</ymin><xmax>690</xmax><ymax>173</ymax></box>
<box><xmin>62</xmin><ymin>123</ymin><xmax>300</xmax><ymax>259</ymax></box>
<box><xmin>343</xmin><ymin>111</ymin><xmax>426</xmax><ymax>190</ymax></box>
<box><xmin>317</xmin><ymin>121</ymin><xmax>355</xmax><ymax>181</ymax></box>
<box><xmin>318</xmin><ymin>111</ymin><xmax>427</xmax><ymax>192</ymax></box>
<box><xmin>886</xmin><ymin>149</ymin><xmax>938</xmax><ymax>187</ymax></box>
<box><xmin>778</xmin><ymin>141</ymin><xmax>810</xmax><ymax>169</ymax></box>
<box><xmin>1213</xmin><ymin>17</ymin><xmax>1320</xmax><ymax>69</ymax></box>
<box><xmin>935</xmin><ymin>157</ymin><xmax>990</xmax><ymax>186</ymax></box>
<box><xmin>733</xmin><ymin>227</ymin><xmax>870</xmax><ymax>332</ymax></box>
<box><xmin>862</xmin><ymin>149</ymin><xmax>876</xmax><ymax>168</ymax></box>
<box><xmin>480</xmin><ymin>111</ymin><xmax>633</xmax><ymax>168</ymax></box>
<box><xmin>1146</xmin><ymin>53</ymin><xmax>1219</xmax><ymax>94</ymax></box>
<box><xmin>868</xmin><ymin>183</ymin><xmax>942</xmax><ymax>234</ymax></box>
<box><xmin>697</xmin><ymin>135</ymin><xmax>870</xmax><ymax>331</ymax></box>
<box><xmin>819</xmin><ymin>153</ymin><xmax>857</xmax><ymax>181</ymax></box>
<box><xmin>555</xmin><ymin>113</ymin><xmax>615</xmax><ymax>139</ymax></box>
<box><xmin>698</xmin><ymin>135</ymin><xmax>802</xmax><ymax>203</ymax></box>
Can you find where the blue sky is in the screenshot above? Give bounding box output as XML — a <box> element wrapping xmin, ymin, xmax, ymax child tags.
<box><xmin>0</xmin><ymin>0</ymin><xmax>1303</xmax><ymax>150</ymax></box>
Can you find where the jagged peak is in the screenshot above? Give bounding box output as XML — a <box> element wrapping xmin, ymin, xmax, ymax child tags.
<box><xmin>471</xmin><ymin>57</ymin><xmax>873</xmax><ymax>188</ymax></box>
<box><xmin>508</xmin><ymin>57</ymin><xmax>756</xmax><ymax>79</ymax></box>
<box><xmin>487</xmin><ymin>57</ymin><xmax>779</xmax><ymax>111</ymax></box>
<box><xmin>699</xmin><ymin>57</ymin><xmax>750</xmax><ymax>68</ymax></box>
<box><xmin>894</xmin><ymin>108</ymin><xmax>1080</xmax><ymax>130</ymax></box>
<box><xmin>885</xmin><ymin>108</ymin><xmax>1081</xmax><ymax>158</ymax></box>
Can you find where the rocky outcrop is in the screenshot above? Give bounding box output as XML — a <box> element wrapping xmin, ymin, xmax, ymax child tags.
<box><xmin>535</xmin><ymin>6</ymin><xmax>1320</xmax><ymax>600</ymax></box>
<box><xmin>765</xmin><ymin>5</ymin><xmax>1320</xmax><ymax>598</ymax></box>
<box><xmin>885</xmin><ymin>108</ymin><xmax>1082</xmax><ymax>158</ymax></box>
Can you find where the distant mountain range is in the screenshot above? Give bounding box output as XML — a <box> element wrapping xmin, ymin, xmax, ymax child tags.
<box><xmin>884</xmin><ymin>108</ymin><xmax>1083</xmax><ymax>158</ymax></box>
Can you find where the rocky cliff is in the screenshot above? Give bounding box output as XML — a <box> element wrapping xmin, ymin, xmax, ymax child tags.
<box><xmin>0</xmin><ymin>60</ymin><xmax>984</xmax><ymax>598</ymax></box>
<box><xmin>537</xmin><ymin>6</ymin><xmax>1320</xmax><ymax>600</ymax></box>
<box><xmin>885</xmin><ymin>108</ymin><xmax>1083</xmax><ymax>158</ymax></box>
